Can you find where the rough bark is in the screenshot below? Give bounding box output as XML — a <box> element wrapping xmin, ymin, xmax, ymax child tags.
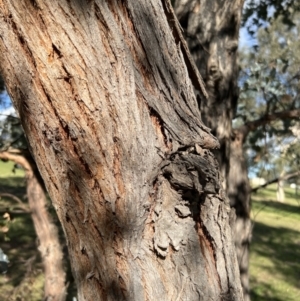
<box><xmin>173</xmin><ymin>1</ymin><xmax>300</xmax><ymax>299</ymax></box>
<box><xmin>173</xmin><ymin>0</ymin><xmax>243</xmax><ymax>188</ymax></box>
<box><xmin>0</xmin><ymin>1</ymin><xmax>243</xmax><ymax>300</ymax></box>
<box><xmin>173</xmin><ymin>0</ymin><xmax>249</xmax><ymax>300</ymax></box>
<box><xmin>0</xmin><ymin>150</ymin><xmax>66</xmax><ymax>301</ymax></box>
<box><xmin>227</xmin><ymin>131</ymin><xmax>251</xmax><ymax>301</ymax></box>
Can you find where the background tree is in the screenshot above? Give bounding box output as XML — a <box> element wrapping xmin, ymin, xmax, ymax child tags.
<box><xmin>172</xmin><ymin>0</ymin><xmax>253</xmax><ymax>299</ymax></box>
<box><xmin>0</xmin><ymin>150</ymin><xmax>67</xmax><ymax>301</ymax></box>
<box><xmin>0</xmin><ymin>1</ymin><xmax>243</xmax><ymax>300</ymax></box>
<box><xmin>230</xmin><ymin>4</ymin><xmax>300</xmax><ymax>299</ymax></box>
<box><xmin>238</xmin><ymin>9</ymin><xmax>300</xmax><ymax>191</ymax></box>
<box><xmin>0</xmin><ymin>87</ymin><xmax>67</xmax><ymax>300</ymax></box>
<box><xmin>173</xmin><ymin>1</ymin><xmax>300</xmax><ymax>300</ymax></box>
<box><xmin>242</xmin><ymin>0</ymin><xmax>300</xmax><ymax>35</ymax></box>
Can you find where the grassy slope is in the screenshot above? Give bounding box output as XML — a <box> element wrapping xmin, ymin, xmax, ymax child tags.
<box><xmin>250</xmin><ymin>185</ymin><xmax>300</xmax><ymax>301</ymax></box>
<box><xmin>0</xmin><ymin>160</ymin><xmax>25</xmax><ymax>178</ymax></box>
<box><xmin>0</xmin><ymin>160</ymin><xmax>76</xmax><ymax>301</ymax></box>
<box><xmin>0</xmin><ymin>160</ymin><xmax>44</xmax><ymax>300</ymax></box>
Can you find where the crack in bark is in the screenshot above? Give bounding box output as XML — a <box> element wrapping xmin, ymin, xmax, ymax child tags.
<box><xmin>161</xmin><ymin>0</ymin><xmax>208</xmax><ymax>99</ymax></box>
<box><xmin>52</xmin><ymin>43</ymin><xmax>63</xmax><ymax>58</ymax></box>
<box><xmin>153</xmin><ymin>145</ymin><xmax>220</xmax><ymax>257</ymax></box>
<box><xmin>0</xmin><ymin>1</ymin><xmax>244</xmax><ymax>299</ymax></box>
<box><xmin>148</xmin><ymin>106</ymin><xmax>169</xmax><ymax>148</ymax></box>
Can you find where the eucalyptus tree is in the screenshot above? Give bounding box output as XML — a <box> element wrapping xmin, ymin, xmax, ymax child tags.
<box><xmin>171</xmin><ymin>0</ymin><xmax>254</xmax><ymax>299</ymax></box>
<box><xmin>229</xmin><ymin>8</ymin><xmax>300</xmax><ymax>298</ymax></box>
<box><xmin>173</xmin><ymin>1</ymin><xmax>300</xmax><ymax>300</ymax></box>
<box><xmin>238</xmin><ymin>10</ymin><xmax>300</xmax><ymax>189</ymax></box>
<box><xmin>0</xmin><ymin>1</ymin><xmax>243</xmax><ymax>300</ymax></box>
<box><xmin>0</xmin><ymin>95</ymin><xmax>67</xmax><ymax>300</ymax></box>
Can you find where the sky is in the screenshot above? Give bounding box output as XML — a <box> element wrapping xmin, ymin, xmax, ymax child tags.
<box><xmin>0</xmin><ymin>91</ymin><xmax>15</xmax><ymax>121</ymax></box>
<box><xmin>239</xmin><ymin>27</ymin><xmax>257</xmax><ymax>50</ymax></box>
<box><xmin>0</xmin><ymin>91</ymin><xmax>16</xmax><ymax>139</ymax></box>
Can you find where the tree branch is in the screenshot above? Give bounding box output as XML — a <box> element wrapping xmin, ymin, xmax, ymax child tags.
<box><xmin>0</xmin><ymin>149</ymin><xmax>32</xmax><ymax>175</ymax></box>
<box><xmin>251</xmin><ymin>171</ymin><xmax>300</xmax><ymax>193</ymax></box>
<box><xmin>236</xmin><ymin>109</ymin><xmax>300</xmax><ymax>141</ymax></box>
<box><xmin>0</xmin><ymin>193</ymin><xmax>30</xmax><ymax>213</ymax></box>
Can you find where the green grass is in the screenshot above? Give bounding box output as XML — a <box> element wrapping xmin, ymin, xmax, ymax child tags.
<box><xmin>250</xmin><ymin>184</ymin><xmax>300</xmax><ymax>301</ymax></box>
<box><xmin>0</xmin><ymin>160</ymin><xmax>25</xmax><ymax>178</ymax></box>
<box><xmin>0</xmin><ymin>161</ymin><xmax>76</xmax><ymax>301</ymax></box>
<box><xmin>0</xmin><ymin>160</ymin><xmax>44</xmax><ymax>301</ymax></box>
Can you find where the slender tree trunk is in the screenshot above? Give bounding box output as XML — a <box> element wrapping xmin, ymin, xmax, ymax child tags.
<box><xmin>227</xmin><ymin>132</ymin><xmax>251</xmax><ymax>301</ymax></box>
<box><xmin>0</xmin><ymin>1</ymin><xmax>243</xmax><ymax>300</ymax></box>
<box><xmin>173</xmin><ymin>1</ymin><xmax>250</xmax><ymax>300</ymax></box>
<box><xmin>0</xmin><ymin>151</ymin><xmax>66</xmax><ymax>301</ymax></box>
<box><xmin>276</xmin><ymin>171</ymin><xmax>285</xmax><ymax>202</ymax></box>
<box><xmin>27</xmin><ymin>165</ymin><xmax>67</xmax><ymax>301</ymax></box>
<box><xmin>230</xmin><ymin>108</ymin><xmax>300</xmax><ymax>299</ymax></box>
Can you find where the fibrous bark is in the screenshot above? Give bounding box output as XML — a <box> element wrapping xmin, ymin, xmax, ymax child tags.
<box><xmin>173</xmin><ymin>0</ymin><xmax>249</xmax><ymax>299</ymax></box>
<box><xmin>227</xmin><ymin>132</ymin><xmax>251</xmax><ymax>301</ymax></box>
<box><xmin>0</xmin><ymin>1</ymin><xmax>243</xmax><ymax>300</ymax></box>
<box><xmin>173</xmin><ymin>0</ymin><xmax>243</xmax><ymax>187</ymax></box>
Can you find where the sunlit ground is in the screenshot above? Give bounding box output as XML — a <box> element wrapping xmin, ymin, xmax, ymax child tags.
<box><xmin>0</xmin><ymin>161</ymin><xmax>76</xmax><ymax>300</ymax></box>
<box><xmin>250</xmin><ymin>185</ymin><xmax>300</xmax><ymax>301</ymax></box>
<box><xmin>0</xmin><ymin>160</ymin><xmax>44</xmax><ymax>301</ymax></box>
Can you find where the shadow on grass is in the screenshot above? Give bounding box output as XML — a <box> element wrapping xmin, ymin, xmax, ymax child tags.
<box><xmin>284</xmin><ymin>189</ymin><xmax>300</xmax><ymax>201</ymax></box>
<box><xmin>1</xmin><ymin>176</ymin><xmax>77</xmax><ymax>301</ymax></box>
<box><xmin>254</xmin><ymin>199</ymin><xmax>300</xmax><ymax>217</ymax></box>
<box><xmin>250</xmin><ymin>280</ymin><xmax>285</xmax><ymax>301</ymax></box>
<box><xmin>250</xmin><ymin>219</ymin><xmax>300</xmax><ymax>300</ymax></box>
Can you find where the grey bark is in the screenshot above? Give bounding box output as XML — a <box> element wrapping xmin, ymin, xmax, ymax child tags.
<box><xmin>0</xmin><ymin>1</ymin><xmax>243</xmax><ymax>300</ymax></box>
<box><xmin>227</xmin><ymin>132</ymin><xmax>251</xmax><ymax>301</ymax></box>
<box><xmin>173</xmin><ymin>1</ymin><xmax>250</xmax><ymax>300</ymax></box>
<box><xmin>173</xmin><ymin>0</ymin><xmax>243</xmax><ymax>187</ymax></box>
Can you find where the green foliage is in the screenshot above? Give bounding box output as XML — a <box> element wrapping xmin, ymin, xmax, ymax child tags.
<box><xmin>0</xmin><ymin>162</ymin><xmax>43</xmax><ymax>301</ymax></box>
<box><xmin>0</xmin><ymin>161</ymin><xmax>76</xmax><ymax>300</ymax></box>
<box><xmin>0</xmin><ymin>114</ymin><xmax>27</xmax><ymax>151</ymax></box>
<box><xmin>238</xmin><ymin>9</ymin><xmax>300</xmax><ymax>180</ymax></box>
<box><xmin>243</xmin><ymin>0</ymin><xmax>300</xmax><ymax>33</ymax></box>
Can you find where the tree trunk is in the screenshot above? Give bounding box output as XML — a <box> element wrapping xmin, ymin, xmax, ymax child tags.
<box><xmin>276</xmin><ymin>171</ymin><xmax>285</xmax><ymax>202</ymax></box>
<box><xmin>173</xmin><ymin>1</ymin><xmax>250</xmax><ymax>300</ymax></box>
<box><xmin>227</xmin><ymin>132</ymin><xmax>251</xmax><ymax>301</ymax></box>
<box><xmin>0</xmin><ymin>1</ymin><xmax>243</xmax><ymax>300</ymax></box>
<box><xmin>0</xmin><ymin>150</ymin><xmax>66</xmax><ymax>301</ymax></box>
<box><xmin>173</xmin><ymin>0</ymin><xmax>243</xmax><ymax>187</ymax></box>
<box><xmin>27</xmin><ymin>164</ymin><xmax>67</xmax><ymax>301</ymax></box>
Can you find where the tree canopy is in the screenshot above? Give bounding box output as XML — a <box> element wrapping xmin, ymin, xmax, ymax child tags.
<box><xmin>238</xmin><ymin>9</ymin><xmax>300</xmax><ymax>183</ymax></box>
